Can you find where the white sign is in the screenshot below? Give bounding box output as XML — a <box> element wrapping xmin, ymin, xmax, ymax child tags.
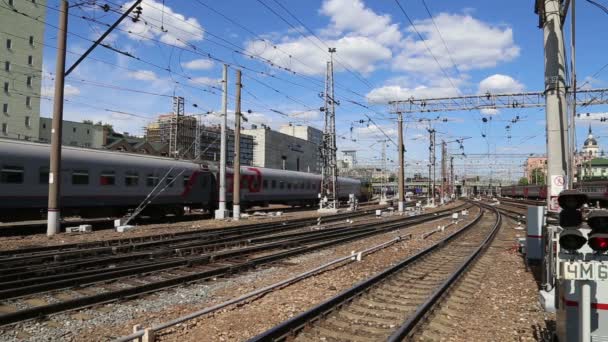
<box><xmin>549</xmin><ymin>196</ymin><xmax>560</xmax><ymax>212</ymax></box>
<box><xmin>550</xmin><ymin>175</ymin><xmax>565</xmax><ymax>196</ymax></box>
<box><xmin>561</xmin><ymin>261</ymin><xmax>608</xmax><ymax>281</ymax></box>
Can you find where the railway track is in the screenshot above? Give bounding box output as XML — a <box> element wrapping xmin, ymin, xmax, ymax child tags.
<box><xmin>0</xmin><ymin>204</ymin><xmax>468</xmax><ymax>326</ymax></box>
<box><xmin>248</xmin><ymin>203</ymin><xmax>501</xmax><ymax>342</ymax></box>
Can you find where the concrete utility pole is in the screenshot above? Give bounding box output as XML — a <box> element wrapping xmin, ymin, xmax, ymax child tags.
<box><xmin>397</xmin><ymin>112</ymin><xmax>405</xmax><ymax>212</ymax></box>
<box><xmin>569</xmin><ymin>0</ymin><xmax>578</xmax><ymax>184</ymax></box>
<box><xmin>233</xmin><ymin>69</ymin><xmax>242</xmax><ymax>220</ymax></box>
<box><xmin>47</xmin><ymin>0</ymin><xmax>68</xmax><ymax>237</ymax></box>
<box><xmin>450</xmin><ymin>156</ymin><xmax>455</xmax><ymax>198</ymax></box>
<box><xmin>215</xmin><ymin>65</ymin><xmax>229</xmax><ymax>219</ymax></box>
<box><xmin>441</xmin><ymin>140</ymin><xmax>447</xmax><ymax>204</ymax></box>
<box><xmin>537</xmin><ymin>0</ymin><xmax>570</xmax><ymax>211</ymax></box>
<box><xmin>430</xmin><ymin>128</ymin><xmax>436</xmax><ymax>206</ymax></box>
<box><xmin>378</xmin><ymin>139</ymin><xmax>388</xmax><ymax>205</ymax></box>
<box><xmin>319</xmin><ymin>48</ymin><xmax>338</xmax><ymax>212</ymax></box>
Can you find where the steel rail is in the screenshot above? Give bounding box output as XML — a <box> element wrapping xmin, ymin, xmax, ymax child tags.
<box><xmin>246</xmin><ymin>205</ymin><xmax>487</xmax><ymax>342</ymax></box>
<box><xmin>0</xmin><ymin>205</ymin><xmax>467</xmax><ymax>326</ymax></box>
<box><xmin>387</xmin><ymin>205</ymin><xmax>502</xmax><ymax>340</ymax></box>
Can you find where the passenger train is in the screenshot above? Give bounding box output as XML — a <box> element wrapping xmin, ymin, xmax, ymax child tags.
<box><xmin>0</xmin><ymin>139</ymin><xmax>365</xmax><ymax>221</ymax></box>
<box><xmin>501</xmin><ymin>182</ymin><xmax>608</xmax><ymax>206</ymax></box>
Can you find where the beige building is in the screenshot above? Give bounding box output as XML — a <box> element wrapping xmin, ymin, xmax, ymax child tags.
<box><xmin>38</xmin><ymin>118</ymin><xmax>104</xmax><ymax>148</ymax></box>
<box><xmin>525</xmin><ymin>156</ymin><xmax>547</xmax><ymax>182</ymax></box>
<box><xmin>243</xmin><ymin>127</ymin><xmax>320</xmax><ymax>173</ymax></box>
<box><xmin>1</xmin><ymin>0</ymin><xmax>46</xmax><ymax>141</ymax></box>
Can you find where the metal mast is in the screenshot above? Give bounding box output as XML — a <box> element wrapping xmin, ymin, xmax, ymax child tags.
<box><xmin>169</xmin><ymin>96</ymin><xmax>184</xmax><ymax>158</ymax></box>
<box><xmin>319</xmin><ymin>48</ymin><xmax>338</xmax><ymax>212</ymax></box>
<box><xmin>378</xmin><ymin>139</ymin><xmax>388</xmax><ymax>205</ymax></box>
<box><xmin>441</xmin><ymin>140</ymin><xmax>447</xmax><ymax>204</ymax></box>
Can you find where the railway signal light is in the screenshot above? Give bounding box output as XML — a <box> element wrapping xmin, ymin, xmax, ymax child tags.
<box><xmin>587</xmin><ymin>210</ymin><xmax>608</xmax><ymax>252</ymax></box>
<box><xmin>558</xmin><ymin>190</ymin><xmax>588</xmax><ymax>252</ymax></box>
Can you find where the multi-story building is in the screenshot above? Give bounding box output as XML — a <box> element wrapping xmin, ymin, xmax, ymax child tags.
<box><xmin>243</xmin><ymin>127</ymin><xmax>320</xmax><ymax>173</ymax></box>
<box><xmin>279</xmin><ymin>124</ymin><xmax>322</xmax><ymax>171</ymax></box>
<box><xmin>0</xmin><ymin>0</ymin><xmax>46</xmax><ymax>141</ymax></box>
<box><xmin>146</xmin><ymin>114</ymin><xmax>197</xmax><ymax>158</ymax></box>
<box><xmin>38</xmin><ymin>118</ymin><xmax>104</xmax><ymax>148</ymax></box>
<box><xmin>524</xmin><ymin>156</ymin><xmax>547</xmax><ymax>182</ymax></box>
<box><xmin>196</xmin><ymin>124</ymin><xmax>254</xmax><ymax>166</ymax></box>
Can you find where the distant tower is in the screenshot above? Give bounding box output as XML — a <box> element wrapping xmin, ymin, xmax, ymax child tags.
<box><xmin>583</xmin><ymin>125</ymin><xmax>599</xmax><ymax>157</ymax></box>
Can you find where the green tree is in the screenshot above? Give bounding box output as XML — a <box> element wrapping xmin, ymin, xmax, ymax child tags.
<box><xmin>531</xmin><ymin>168</ymin><xmax>546</xmax><ymax>185</ymax></box>
<box><xmin>518</xmin><ymin>177</ymin><xmax>529</xmax><ymax>185</ymax></box>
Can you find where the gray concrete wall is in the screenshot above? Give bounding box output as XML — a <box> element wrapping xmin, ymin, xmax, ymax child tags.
<box><xmin>0</xmin><ymin>0</ymin><xmax>46</xmax><ymax>141</ymax></box>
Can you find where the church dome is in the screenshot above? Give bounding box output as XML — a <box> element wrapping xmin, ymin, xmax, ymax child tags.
<box><xmin>585</xmin><ymin>136</ymin><xmax>598</xmax><ymax>146</ymax></box>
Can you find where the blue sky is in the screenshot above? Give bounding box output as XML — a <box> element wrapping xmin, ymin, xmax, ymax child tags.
<box><xmin>35</xmin><ymin>0</ymin><xmax>608</xmax><ymax>181</ymax></box>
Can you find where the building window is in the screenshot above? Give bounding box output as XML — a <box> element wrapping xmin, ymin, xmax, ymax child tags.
<box><xmin>100</xmin><ymin>171</ymin><xmax>115</xmax><ymax>185</ymax></box>
<box><xmin>72</xmin><ymin>170</ymin><xmax>89</xmax><ymax>185</ymax></box>
<box><xmin>86</xmin><ymin>129</ymin><xmax>90</xmax><ymax>134</ymax></box>
<box><xmin>6</xmin><ymin>39</ymin><xmax>11</xmax><ymax>49</ymax></box>
<box><xmin>146</xmin><ymin>174</ymin><xmax>159</xmax><ymax>187</ymax></box>
<box><xmin>72</xmin><ymin>127</ymin><xmax>76</xmax><ymax>133</ymax></box>
<box><xmin>25</xmin><ymin>116</ymin><xmax>30</xmax><ymax>128</ymax></box>
<box><xmin>0</xmin><ymin>165</ymin><xmax>23</xmax><ymax>184</ymax></box>
<box><xmin>29</xmin><ymin>36</ymin><xmax>34</xmax><ymax>46</ymax></box>
<box><xmin>3</xmin><ymin>82</ymin><xmax>8</xmax><ymax>93</ymax></box>
<box><xmin>26</xmin><ymin>96</ymin><xmax>31</xmax><ymax>107</ymax></box>
<box><xmin>4</xmin><ymin>61</ymin><xmax>10</xmax><ymax>72</ymax></box>
<box><xmin>42</xmin><ymin>123</ymin><xmax>46</xmax><ymax>129</ymax></box>
<box><xmin>27</xmin><ymin>55</ymin><xmax>33</xmax><ymax>66</ymax></box>
<box><xmin>125</xmin><ymin>172</ymin><xmax>139</xmax><ymax>186</ymax></box>
<box><xmin>26</xmin><ymin>76</ymin><xmax>32</xmax><ymax>87</ymax></box>
<box><xmin>2</xmin><ymin>103</ymin><xmax>8</xmax><ymax>114</ymax></box>
<box><xmin>8</xmin><ymin>0</ymin><xmax>14</xmax><ymax>6</ymax></box>
<box><xmin>166</xmin><ymin>175</ymin><xmax>174</xmax><ymax>187</ymax></box>
<box><xmin>1</xmin><ymin>123</ymin><xmax>6</xmax><ymax>135</ymax></box>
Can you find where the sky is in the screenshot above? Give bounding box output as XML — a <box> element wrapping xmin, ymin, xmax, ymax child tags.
<box><xmin>32</xmin><ymin>0</ymin><xmax>608</xmax><ymax>181</ymax></box>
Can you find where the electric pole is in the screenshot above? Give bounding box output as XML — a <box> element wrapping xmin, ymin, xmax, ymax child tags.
<box><xmin>233</xmin><ymin>69</ymin><xmax>242</xmax><ymax>220</ymax></box>
<box><xmin>441</xmin><ymin>140</ymin><xmax>447</xmax><ymax>205</ymax></box>
<box><xmin>537</xmin><ymin>0</ymin><xmax>570</xmax><ymax>211</ymax></box>
<box><xmin>397</xmin><ymin>112</ymin><xmax>405</xmax><ymax>212</ymax></box>
<box><xmin>450</xmin><ymin>156</ymin><xmax>455</xmax><ymax>198</ymax></box>
<box><xmin>47</xmin><ymin>0</ymin><xmax>68</xmax><ymax>236</ymax></box>
<box><xmin>428</xmin><ymin>128</ymin><xmax>436</xmax><ymax>206</ymax></box>
<box><xmin>378</xmin><ymin>139</ymin><xmax>388</xmax><ymax>205</ymax></box>
<box><xmin>319</xmin><ymin>48</ymin><xmax>338</xmax><ymax>212</ymax></box>
<box><xmin>215</xmin><ymin>65</ymin><xmax>229</xmax><ymax>219</ymax></box>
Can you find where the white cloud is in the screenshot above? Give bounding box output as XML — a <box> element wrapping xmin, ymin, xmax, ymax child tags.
<box><xmin>366</xmin><ymin>85</ymin><xmax>459</xmax><ymax>104</ymax></box>
<box><xmin>393</xmin><ymin>13</ymin><xmax>520</xmax><ymax>74</ymax></box>
<box><xmin>354</xmin><ymin>124</ymin><xmax>396</xmax><ymax>138</ymax></box>
<box><xmin>478</xmin><ymin>74</ymin><xmax>524</xmax><ymax>93</ymax></box>
<box><xmin>245</xmin><ymin>35</ymin><xmax>391</xmax><ymax>76</ymax></box>
<box><xmin>320</xmin><ymin>0</ymin><xmax>402</xmax><ymax>46</ymax></box>
<box><xmin>42</xmin><ymin>84</ymin><xmax>80</xmax><ymax>97</ymax></box>
<box><xmin>181</xmin><ymin>59</ymin><xmax>214</xmax><ymax>70</ymax></box>
<box><xmin>189</xmin><ymin>77</ymin><xmax>221</xmax><ymax>86</ymax></box>
<box><xmin>127</xmin><ymin>70</ymin><xmax>158</xmax><ymax>81</ymax></box>
<box><xmin>480</xmin><ymin>108</ymin><xmax>499</xmax><ymax>115</ymax></box>
<box><xmin>289</xmin><ymin>110</ymin><xmax>321</xmax><ymax>121</ymax></box>
<box><xmin>123</xmin><ymin>0</ymin><xmax>204</xmax><ymax>47</ymax></box>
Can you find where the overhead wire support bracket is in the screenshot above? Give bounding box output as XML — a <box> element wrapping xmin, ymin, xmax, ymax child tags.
<box><xmin>65</xmin><ymin>0</ymin><xmax>142</xmax><ymax>76</ymax></box>
<box><xmin>388</xmin><ymin>88</ymin><xmax>608</xmax><ymax>114</ymax></box>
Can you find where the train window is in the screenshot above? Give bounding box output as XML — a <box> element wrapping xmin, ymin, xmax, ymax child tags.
<box><xmin>146</xmin><ymin>175</ymin><xmax>159</xmax><ymax>187</ymax></box>
<box><xmin>39</xmin><ymin>167</ymin><xmax>48</xmax><ymax>184</ymax></box>
<box><xmin>271</xmin><ymin>180</ymin><xmax>276</xmax><ymax>189</ymax></box>
<box><xmin>0</xmin><ymin>165</ymin><xmax>24</xmax><ymax>184</ymax></box>
<box><xmin>124</xmin><ymin>172</ymin><xmax>138</xmax><ymax>186</ymax></box>
<box><xmin>263</xmin><ymin>179</ymin><xmax>268</xmax><ymax>189</ymax></box>
<box><xmin>72</xmin><ymin>170</ymin><xmax>89</xmax><ymax>185</ymax></box>
<box><xmin>251</xmin><ymin>178</ymin><xmax>259</xmax><ymax>189</ymax></box>
<box><xmin>100</xmin><ymin>171</ymin><xmax>115</xmax><ymax>186</ymax></box>
<box><xmin>279</xmin><ymin>181</ymin><xmax>284</xmax><ymax>189</ymax></box>
<box><xmin>183</xmin><ymin>175</ymin><xmax>190</xmax><ymax>188</ymax></box>
<box><xmin>287</xmin><ymin>183</ymin><xmax>292</xmax><ymax>190</ymax></box>
<box><xmin>166</xmin><ymin>175</ymin><xmax>175</xmax><ymax>187</ymax></box>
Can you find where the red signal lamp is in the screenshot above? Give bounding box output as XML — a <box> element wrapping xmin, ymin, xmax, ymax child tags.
<box><xmin>588</xmin><ymin>235</ymin><xmax>608</xmax><ymax>252</ymax></box>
